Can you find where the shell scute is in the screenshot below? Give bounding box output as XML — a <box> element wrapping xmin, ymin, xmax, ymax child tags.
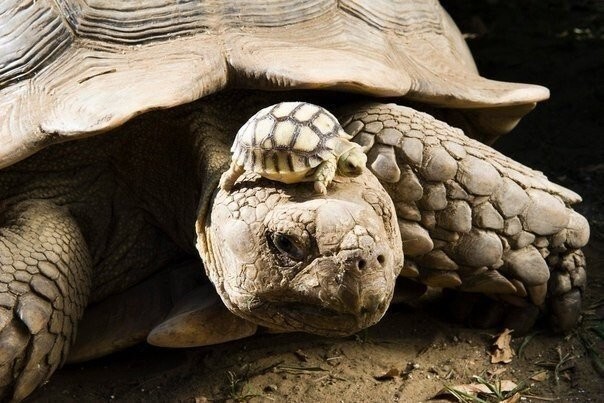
<box><xmin>312</xmin><ymin>112</ymin><xmax>337</xmax><ymax>135</ymax></box>
<box><xmin>293</xmin><ymin>103</ymin><xmax>320</xmax><ymax>122</ymax></box>
<box><xmin>271</xmin><ymin>102</ymin><xmax>300</xmax><ymax>119</ymax></box>
<box><xmin>294</xmin><ymin>126</ymin><xmax>321</xmax><ymax>153</ymax></box>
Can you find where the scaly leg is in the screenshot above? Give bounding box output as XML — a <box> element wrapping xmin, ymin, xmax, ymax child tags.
<box><xmin>338</xmin><ymin>103</ymin><xmax>590</xmax><ymax>332</ymax></box>
<box><xmin>311</xmin><ymin>160</ymin><xmax>337</xmax><ymax>195</ymax></box>
<box><xmin>0</xmin><ymin>200</ymin><xmax>91</xmax><ymax>401</ymax></box>
<box><xmin>219</xmin><ymin>161</ymin><xmax>245</xmax><ymax>191</ymax></box>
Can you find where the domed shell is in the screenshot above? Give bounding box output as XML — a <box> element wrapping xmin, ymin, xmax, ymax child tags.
<box><xmin>232</xmin><ymin>102</ymin><xmax>348</xmax><ymax>175</ymax></box>
<box><xmin>0</xmin><ymin>0</ymin><xmax>549</xmax><ymax>169</ymax></box>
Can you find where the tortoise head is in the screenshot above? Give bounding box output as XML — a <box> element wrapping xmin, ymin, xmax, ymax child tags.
<box><xmin>196</xmin><ymin>171</ymin><xmax>403</xmax><ymax>336</ymax></box>
<box><xmin>337</xmin><ymin>143</ymin><xmax>367</xmax><ymax>177</ymax></box>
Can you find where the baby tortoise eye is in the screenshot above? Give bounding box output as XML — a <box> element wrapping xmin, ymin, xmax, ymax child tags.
<box><xmin>271</xmin><ymin>233</ymin><xmax>306</xmax><ymax>261</ymax></box>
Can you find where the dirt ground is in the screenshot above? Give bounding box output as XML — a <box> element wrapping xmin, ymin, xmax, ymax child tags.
<box><xmin>27</xmin><ymin>1</ymin><xmax>603</xmax><ymax>402</ymax></box>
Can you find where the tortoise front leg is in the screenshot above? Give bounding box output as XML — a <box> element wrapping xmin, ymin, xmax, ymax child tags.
<box><xmin>338</xmin><ymin>103</ymin><xmax>590</xmax><ymax>332</ymax></box>
<box><xmin>0</xmin><ymin>200</ymin><xmax>91</xmax><ymax>401</ymax></box>
<box><xmin>311</xmin><ymin>159</ymin><xmax>337</xmax><ymax>195</ymax></box>
<box><xmin>219</xmin><ymin>161</ymin><xmax>245</xmax><ymax>191</ymax></box>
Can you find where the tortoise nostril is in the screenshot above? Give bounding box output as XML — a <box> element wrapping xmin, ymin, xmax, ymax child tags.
<box><xmin>357</xmin><ymin>259</ymin><xmax>367</xmax><ymax>270</ymax></box>
<box><xmin>377</xmin><ymin>254</ymin><xmax>386</xmax><ymax>265</ymax></box>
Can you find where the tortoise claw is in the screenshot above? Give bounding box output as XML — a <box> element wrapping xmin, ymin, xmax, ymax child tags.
<box><xmin>314</xmin><ymin>181</ymin><xmax>327</xmax><ymax>195</ymax></box>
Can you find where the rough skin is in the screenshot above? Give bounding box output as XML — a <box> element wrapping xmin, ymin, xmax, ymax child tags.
<box><xmin>0</xmin><ymin>91</ymin><xmax>590</xmax><ymax>402</ymax></box>
<box><xmin>201</xmin><ymin>172</ymin><xmax>402</xmax><ymax>336</ymax></box>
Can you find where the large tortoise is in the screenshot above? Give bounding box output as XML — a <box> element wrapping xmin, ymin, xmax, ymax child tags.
<box><xmin>0</xmin><ymin>0</ymin><xmax>590</xmax><ymax>401</ymax></box>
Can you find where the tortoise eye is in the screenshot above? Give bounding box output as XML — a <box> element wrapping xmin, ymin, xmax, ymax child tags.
<box><xmin>271</xmin><ymin>233</ymin><xmax>306</xmax><ymax>261</ymax></box>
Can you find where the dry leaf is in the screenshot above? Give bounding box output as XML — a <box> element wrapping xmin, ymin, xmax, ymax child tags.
<box><xmin>374</xmin><ymin>368</ymin><xmax>400</xmax><ymax>381</ymax></box>
<box><xmin>531</xmin><ymin>371</ymin><xmax>549</xmax><ymax>382</ymax></box>
<box><xmin>435</xmin><ymin>379</ymin><xmax>518</xmax><ymax>400</ymax></box>
<box><xmin>491</xmin><ymin>328</ymin><xmax>515</xmax><ymax>364</ymax></box>
<box><xmin>502</xmin><ymin>392</ymin><xmax>522</xmax><ymax>403</ymax></box>
<box><xmin>496</xmin><ymin>380</ymin><xmax>518</xmax><ymax>392</ymax></box>
<box><xmin>448</xmin><ymin>383</ymin><xmax>492</xmax><ymax>395</ymax></box>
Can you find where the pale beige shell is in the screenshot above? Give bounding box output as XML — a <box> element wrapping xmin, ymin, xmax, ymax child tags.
<box><xmin>232</xmin><ymin>102</ymin><xmax>348</xmax><ymax>176</ymax></box>
<box><xmin>0</xmin><ymin>0</ymin><xmax>549</xmax><ymax>169</ymax></box>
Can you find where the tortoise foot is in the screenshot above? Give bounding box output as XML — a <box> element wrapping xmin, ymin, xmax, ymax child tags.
<box><xmin>547</xmin><ymin>249</ymin><xmax>586</xmax><ymax>332</ymax></box>
<box><xmin>0</xmin><ymin>200</ymin><xmax>91</xmax><ymax>402</ymax></box>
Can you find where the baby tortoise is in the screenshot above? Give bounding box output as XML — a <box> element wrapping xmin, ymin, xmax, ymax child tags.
<box><xmin>220</xmin><ymin>102</ymin><xmax>367</xmax><ymax>194</ymax></box>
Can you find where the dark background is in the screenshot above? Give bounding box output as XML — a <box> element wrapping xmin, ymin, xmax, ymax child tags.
<box><xmin>443</xmin><ymin>0</ymin><xmax>603</xmax><ymax>239</ymax></box>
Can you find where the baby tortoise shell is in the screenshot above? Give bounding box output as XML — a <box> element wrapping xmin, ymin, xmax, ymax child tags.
<box><xmin>220</xmin><ymin>102</ymin><xmax>367</xmax><ymax>194</ymax></box>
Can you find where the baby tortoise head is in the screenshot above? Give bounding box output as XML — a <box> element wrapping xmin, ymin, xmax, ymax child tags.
<box><xmin>219</xmin><ymin>102</ymin><xmax>366</xmax><ymax>195</ymax></box>
<box><xmin>336</xmin><ymin>143</ymin><xmax>367</xmax><ymax>177</ymax></box>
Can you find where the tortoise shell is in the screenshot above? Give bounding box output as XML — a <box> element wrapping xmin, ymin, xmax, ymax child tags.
<box><xmin>231</xmin><ymin>102</ymin><xmax>349</xmax><ymax>175</ymax></box>
<box><xmin>0</xmin><ymin>0</ymin><xmax>549</xmax><ymax>169</ymax></box>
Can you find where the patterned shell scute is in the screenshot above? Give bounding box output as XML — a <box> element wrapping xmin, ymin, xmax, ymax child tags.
<box><xmin>232</xmin><ymin>102</ymin><xmax>348</xmax><ymax>175</ymax></box>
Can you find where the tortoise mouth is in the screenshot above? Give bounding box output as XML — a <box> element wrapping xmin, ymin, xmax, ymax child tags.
<box><xmin>245</xmin><ymin>300</ymin><xmax>387</xmax><ymax>337</ymax></box>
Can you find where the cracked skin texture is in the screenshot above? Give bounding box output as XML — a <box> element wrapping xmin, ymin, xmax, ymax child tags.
<box><xmin>0</xmin><ymin>90</ymin><xmax>590</xmax><ymax>402</ymax></box>
<box><xmin>201</xmin><ymin>172</ymin><xmax>402</xmax><ymax>336</ymax></box>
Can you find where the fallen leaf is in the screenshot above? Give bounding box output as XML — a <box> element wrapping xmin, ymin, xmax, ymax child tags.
<box><xmin>491</xmin><ymin>328</ymin><xmax>515</xmax><ymax>364</ymax></box>
<box><xmin>374</xmin><ymin>368</ymin><xmax>400</xmax><ymax>381</ymax></box>
<box><xmin>495</xmin><ymin>379</ymin><xmax>518</xmax><ymax>392</ymax></box>
<box><xmin>447</xmin><ymin>383</ymin><xmax>492</xmax><ymax>395</ymax></box>
<box><xmin>531</xmin><ymin>371</ymin><xmax>549</xmax><ymax>382</ymax></box>
<box><xmin>502</xmin><ymin>392</ymin><xmax>522</xmax><ymax>403</ymax></box>
<box><xmin>494</xmin><ymin>329</ymin><xmax>514</xmax><ymax>349</ymax></box>
<box><xmin>434</xmin><ymin>379</ymin><xmax>518</xmax><ymax>400</ymax></box>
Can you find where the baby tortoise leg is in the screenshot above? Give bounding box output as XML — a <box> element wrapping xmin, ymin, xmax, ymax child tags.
<box><xmin>311</xmin><ymin>159</ymin><xmax>337</xmax><ymax>195</ymax></box>
<box><xmin>0</xmin><ymin>200</ymin><xmax>91</xmax><ymax>402</ymax></box>
<box><xmin>219</xmin><ymin>161</ymin><xmax>245</xmax><ymax>191</ymax></box>
<box><xmin>338</xmin><ymin>103</ymin><xmax>590</xmax><ymax>332</ymax></box>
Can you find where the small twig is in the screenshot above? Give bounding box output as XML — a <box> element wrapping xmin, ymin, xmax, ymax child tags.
<box><xmin>523</xmin><ymin>395</ymin><xmax>559</xmax><ymax>401</ymax></box>
<box><xmin>273</xmin><ymin>365</ymin><xmax>328</xmax><ymax>375</ymax></box>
